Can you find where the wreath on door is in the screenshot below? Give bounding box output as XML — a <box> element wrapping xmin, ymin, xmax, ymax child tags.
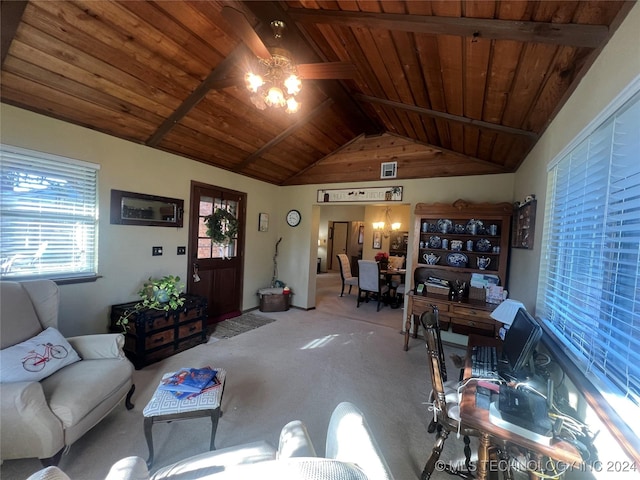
<box><xmin>205</xmin><ymin>208</ymin><xmax>239</xmax><ymax>246</ymax></box>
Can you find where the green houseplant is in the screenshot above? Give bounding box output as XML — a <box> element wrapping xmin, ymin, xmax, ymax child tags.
<box><xmin>116</xmin><ymin>275</ymin><xmax>185</xmax><ymax>332</ymax></box>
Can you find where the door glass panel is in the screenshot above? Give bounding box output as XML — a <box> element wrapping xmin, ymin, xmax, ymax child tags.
<box><xmin>197</xmin><ymin>196</ymin><xmax>239</xmax><ymax>259</ymax></box>
<box><xmin>198</xmin><ymin>238</ymin><xmax>213</xmax><ymax>259</ymax></box>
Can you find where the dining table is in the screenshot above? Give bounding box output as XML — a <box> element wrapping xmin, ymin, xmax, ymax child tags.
<box><xmin>380</xmin><ymin>268</ymin><xmax>407</xmax><ymax>308</ymax></box>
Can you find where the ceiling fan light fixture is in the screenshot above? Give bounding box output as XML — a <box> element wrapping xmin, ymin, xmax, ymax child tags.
<box><xmin>243</xmin><ymin>30</ymin><xmax>301</xmax><ymax>113</ymax></box>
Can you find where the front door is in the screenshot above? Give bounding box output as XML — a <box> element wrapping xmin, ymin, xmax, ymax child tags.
<box><xmin>188</xmin><ymin>181</ymin><xmax>246</xmax><ymax>324</ymax></box>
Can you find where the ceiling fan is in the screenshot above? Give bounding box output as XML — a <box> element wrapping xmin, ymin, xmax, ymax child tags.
<box><xmin>221</xmin><ymin>6</ymin><xmax>356</xmax><ymax>113</ymax></box>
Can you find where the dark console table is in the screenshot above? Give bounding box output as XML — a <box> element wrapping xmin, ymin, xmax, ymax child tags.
<box><xmin>110</xmin><ymin>294</ymin><xmax>207</xmax><ymax>369</ymax></box>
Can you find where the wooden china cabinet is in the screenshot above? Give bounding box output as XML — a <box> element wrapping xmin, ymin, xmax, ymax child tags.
<box><xmin>404</xmin><ymin>199</ymin><xmax>513</xmax><ymax>350</ymax></box>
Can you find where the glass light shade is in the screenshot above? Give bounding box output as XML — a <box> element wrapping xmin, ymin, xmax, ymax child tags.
<box><xmin>245</xmin><ymin>72</ymin><xmax>264</xmax><ymax>93</ymax></box>
<box><xmin>284</xmin><ymin>75</ymin><xmax>301</xmax><ymax>95</ymax></box>
<box><xmin>373</xmin><ymin>222</ymin><xmax>385</xmax><ymax>230</ymax></box>
<box><xmin>286</xmin><ymin>97</ymin><xmax>300</xmax><ymax>113</ymax></box>
<box><xmin>265</xmin><ymin>87</ymin><xmax>285</xmax><ymax>107</ymax></box>
<box><xmin>391</xmin><ymin>222</ymin><xmax>401</xmax><ymax>230</ymax></box>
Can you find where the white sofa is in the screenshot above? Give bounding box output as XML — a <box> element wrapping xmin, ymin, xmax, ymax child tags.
<box><xmin>0</xmin><ymin>280</ymin><xmax>135</xmax><ymax>466</ymax></box>
<box><xmin>27</xmin><ymin>402</ymin><xmax>394</xmax><ymax>480</ymax></box>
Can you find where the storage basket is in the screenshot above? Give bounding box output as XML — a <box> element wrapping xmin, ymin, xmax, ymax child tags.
<box><xmin>426</xmin><ymin>284</ymin><xmax>450</xmax><ymax>296</ymax></box>
<box><xmin>258</xmin><ymin>288</ymin><xmax>291</xmax><ymax>312</ymax></box>
<box><xmin>469</xmin><ymin>286</ymin><xmax>486</xmax><ymax>301</ymax></box>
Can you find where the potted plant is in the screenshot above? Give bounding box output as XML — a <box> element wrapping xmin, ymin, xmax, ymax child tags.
<box><xmin>116</xmin><ymin>275</ymin><xmax>185</xmax><ymax>332</ymax></box>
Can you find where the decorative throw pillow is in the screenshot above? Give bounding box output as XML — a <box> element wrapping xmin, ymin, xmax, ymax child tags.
<box><xmin>0</xmin><ymin>327</ymin><xmax>81</xmax><ymax>383</ymax></box>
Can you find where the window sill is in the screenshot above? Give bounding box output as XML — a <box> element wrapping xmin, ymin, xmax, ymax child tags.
<box><xmin>1</xmin><ymin>274</ymin><xmax>102</xmax><ymax>285</ymax></box>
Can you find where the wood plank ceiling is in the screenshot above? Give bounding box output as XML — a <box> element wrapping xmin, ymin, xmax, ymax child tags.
<box><xmin>0</xmin><ymin>1</ymin><xmax>633</xmax><ymax>185</ymax></box>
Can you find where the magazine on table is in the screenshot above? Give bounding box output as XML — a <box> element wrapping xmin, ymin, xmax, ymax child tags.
<box><xmin>158</xmin><ymin>367</ymin><xmax>218</xmax><ymax>393</ymax></box>
<box><xmin>170</xmin><ymin>374</ymin><xmax>222</xmax><ymax>400</ymax></box>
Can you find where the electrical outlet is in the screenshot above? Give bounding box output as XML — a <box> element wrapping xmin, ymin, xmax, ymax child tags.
<box><xmin>152</xmin><ymin>246</ymin><xmax>163</xmax><ymax>256</ymax></box>
<box><xmin>177</xmin><ymin>246</ymin><xmax>186</xmax><ymax>255</ymax></box>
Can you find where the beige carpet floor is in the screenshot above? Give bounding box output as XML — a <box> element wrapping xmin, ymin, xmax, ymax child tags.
<box><xmin>1</xmin><ymin>273</ymin><xmax>476</xmax><ymax>480</ymax></box>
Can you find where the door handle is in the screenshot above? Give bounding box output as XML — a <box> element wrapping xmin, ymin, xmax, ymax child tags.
<box><xmin>192</xmin><ymin>263</ymin><xmax>201</xmax><ymax>282</ymax></box>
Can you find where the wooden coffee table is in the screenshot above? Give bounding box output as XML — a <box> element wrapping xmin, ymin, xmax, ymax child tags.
<box><xmin>142</xmin><ymin>368</ymin><xmax>226</xmax><ymax>467</ymax></box>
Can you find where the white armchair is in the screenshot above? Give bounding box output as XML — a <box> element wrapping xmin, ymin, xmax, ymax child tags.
<box><xmin>0</xmin><ymin>280</ymin><xmax>135</xmax><ymax>466</ymax></box>
<box><xmin>26</xmin><ymin>402</ymin><xmax>394</xmax><ymax>480</ymax></box>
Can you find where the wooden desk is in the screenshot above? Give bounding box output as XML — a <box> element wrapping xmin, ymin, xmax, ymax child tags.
<box><xmin>404</xmin><ymin>291</ymin><xmax>499</xmax><ymax>350</ymax></box>
<box><xmin>460</xmin><ymin>335</ymin><xmax>582</xmax><ymax>480</ymax></box>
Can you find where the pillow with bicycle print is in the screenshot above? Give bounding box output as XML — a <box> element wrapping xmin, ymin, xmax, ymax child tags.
<box><xmin>0</xmin><ymin>327</ymin><xmax>81</xmax><ymax>383</ymax></box>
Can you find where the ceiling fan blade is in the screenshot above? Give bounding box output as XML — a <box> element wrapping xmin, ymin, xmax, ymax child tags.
<box><xmin>296</xmin><ymin>62</ymin><xmax>357</xmax><ymax>80</ymax></box>
<box><xmin>221</xmin><ymin>6</ymin><xmax>272</xmax><ymax>60</ymax></box>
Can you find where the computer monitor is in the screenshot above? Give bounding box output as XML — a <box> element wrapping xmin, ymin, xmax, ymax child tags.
<box><xmin>501</xmin><ymin>308</ymin><xmax>542</xmax><ymax>375</ymax></box>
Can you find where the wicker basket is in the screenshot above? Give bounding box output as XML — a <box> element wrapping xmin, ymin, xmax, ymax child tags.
<box><xmin>469</xmin><ymin>286</ymin><xmax>486</xmax><ymax>301</ymax></box>
<box><xmin>426</xmin><ymin>284</ymin><xmax>450</xmax><ymax>296</ymax></box>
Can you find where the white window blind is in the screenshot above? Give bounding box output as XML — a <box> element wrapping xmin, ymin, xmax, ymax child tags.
<box><xmin>537</xmin><ymin>89</ymin><xmax>640</xmax><ymax>423</ymax></box>
<box><xmin>0</xmin><ymin>145</ymin><xmax>99</xmax><ymax>280</ymax></box>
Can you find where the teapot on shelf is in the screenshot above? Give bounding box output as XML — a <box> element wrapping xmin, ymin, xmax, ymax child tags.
<box><xmin>477</xmin><ymin>256</ymin><xmax>491</xmax><ymax>270</ymax></box>
<box><xmin>423</xmin><ymin>252</ymin><xmax>441</xmax><ymax>265</ymax></box>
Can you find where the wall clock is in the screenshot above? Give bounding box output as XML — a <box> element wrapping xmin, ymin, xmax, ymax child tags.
<box><xmin>286</xmin><ymin>209</ymin><xmax>301</xmax><ymax>227</ymax></box>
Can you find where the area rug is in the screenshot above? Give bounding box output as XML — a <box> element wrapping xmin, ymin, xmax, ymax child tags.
<box><xmin>207</xmin><ymin>312</ymin><xmax>276</xmax><ymax>340</ymax></box>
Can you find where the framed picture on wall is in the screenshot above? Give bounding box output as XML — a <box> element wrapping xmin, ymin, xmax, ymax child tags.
<box><xmin>258</xmin><ymin>212</ymin><xmax>269</xmax><ymax>232</ymax></box>
<box><xmin>512</xmin><ymin>199</ymin><xmax>536</xmax><ymax>249</ymax></box>
<box><xmin>372</xmin><ymin>230</ymin><xmax>382</xmax><ymax>249</ymax></box>
<box><xmin>358</xmin><ymin>225</ymin><xmax>364</xmax><ymax>244</ymax></box>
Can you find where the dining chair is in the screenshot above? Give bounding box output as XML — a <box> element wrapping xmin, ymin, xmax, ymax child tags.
<box><xmin>357</xmin><ymin>260</ymin><xmax>389</xmax><ymax>311</ymax></box>
<box><xmin>387</xmin><ymin>256</ymin><xmax>405</xmax><ymax>307</ymax></box>
<box><xmin>336</xmin><ymin>254</ymin><xmax>358</xmax><ymax>297</ymax></box>
<box><xmin>420</xmin><ymin>310</ymin><xmax>477</xmax><ymax>480</ymax></box>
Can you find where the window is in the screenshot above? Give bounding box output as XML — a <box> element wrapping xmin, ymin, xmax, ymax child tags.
<box><xmin>0</xmin><ymin>145</ymin><xmax>99</xmax><ymax>280</ymax></box>
<box><xmin>537</xmin><ymin>82</ymin><xmax>640</xmax><ymax>435</ymax></box>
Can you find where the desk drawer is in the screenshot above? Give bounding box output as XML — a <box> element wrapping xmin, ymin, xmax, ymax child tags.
<box><xmin>412</xmin><ymin>296</ymin><xmax>450</xmax><ymax>314</ymax></box>
<box><xmin>451</xmin><ymin>305</ymin><xmax>492</xmax><ymax>320</ymax></box>
<box><xmin>451</xmin><ymin>317</ymin><xmax>494</xmax><ymax>336</ymax></box>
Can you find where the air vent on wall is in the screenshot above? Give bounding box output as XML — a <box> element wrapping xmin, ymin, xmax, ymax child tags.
<box><xmin>380</xmin><ymin>161</ymin><xmax>397</xmax><ymax>179</ymax></box>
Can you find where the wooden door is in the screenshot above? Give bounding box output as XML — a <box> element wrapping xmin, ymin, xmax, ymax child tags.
<box><xmin>330</xmin><ymin>222</ymin><xmax>349</xmax><ymax>271</ymax></box>
<box><xmin>187</xmin><ymin>182</ymin><xmax>246</xmax><ymax>324</ymax></box>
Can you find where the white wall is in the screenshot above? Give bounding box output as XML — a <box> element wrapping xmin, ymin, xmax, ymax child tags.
<box><xmin>510</xmin><ymin>2</ymin><xmax>640</xmax><ymax>312</ymax></box>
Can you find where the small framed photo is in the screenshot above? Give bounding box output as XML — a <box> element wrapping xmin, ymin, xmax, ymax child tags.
<box><xmin>258</xmin><ymin>212</ymin><xmax>269</xmax><ymax>232</ymax></box>
<box><xmin>372</xmin><ymin>231</ymin><xmax>382</xmax><ymax>249</ymax></box>
<box><xmin>358</xmin><ymin>225</ymin><xmax>364</xmax><ymax>244</ymax></box>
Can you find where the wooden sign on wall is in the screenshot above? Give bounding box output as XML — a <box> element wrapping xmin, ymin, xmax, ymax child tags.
<box><xmin>317</xmin><ymin>186</ymin><xmax>403</xmax><ymax>203</ymax></box>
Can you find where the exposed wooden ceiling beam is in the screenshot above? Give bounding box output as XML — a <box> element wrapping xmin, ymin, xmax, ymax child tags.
<box><xmin>235</xmin><ymin>98</ymin><xmax>334</xmax><ymax>173</ymax></box>
<box><xmin>355</xmin><ymin>94</ymin><xmax>538</xmax><ymax>141</ymax></box>
<box><xmin>287</xmin><ymin>8</ymin><xmax>608</xmax><ymax>49</ymax></box>
<box><xmin>1</xmin><ymin>1</ymin><xmax>28</xmax><ymax>65</ymax></box>
<box><xmin>146</xmin><ymin>47</ymin><xmax>248</xmax><ymax>147</ymax></box>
